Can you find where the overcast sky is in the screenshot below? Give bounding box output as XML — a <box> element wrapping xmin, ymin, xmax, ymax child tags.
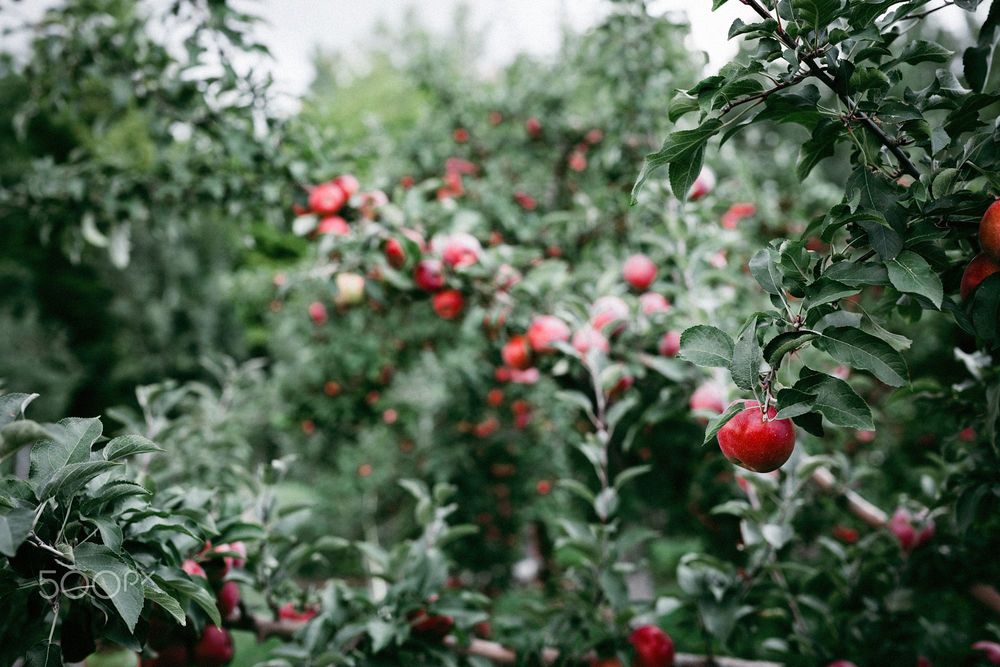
<box><xmin>1</xmin><ymin>0</ymin><xmax>986</xmax><ymax>106</ymax></box>
<box><xmin>253</xmin><ymin>0</ymin><xmax>744</xmax><ymax>98</ymax></box>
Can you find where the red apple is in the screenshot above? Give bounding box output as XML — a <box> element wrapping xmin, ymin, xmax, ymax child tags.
<box><xmin>687</xmin><ymin>166</ymin><xmax>716</xmax><ymax>201</ymax></box>
<box><xmin>525</xmin><ymin>117</ymin><xmax>542</xmax><ymax>138</ymax></box>
<box><xmin>453</xmin><ymin>127</ymin><xmax>469</xmax><ymax>143</ymax></box>
<box><xmin>960</xmin><ymin>253</ymin><xmax>1000</xmax><ymax>300</ymax></box>
<box><xmin>717</xmin><ymin>400</ymin><xmax>796</xmax><ymax>473</ymax></box>
<box><xmin>358</xmin><ymin>190</ymin><xmax>387</xmax><ymax>219</ymax></box>
<box><xmin>192</xmin><ymin>626</ymin><xmax>233</xmax><ymax>667</ymax></box>
<box><xmin>414</xmin><ymin>259</ymin><xmax>445</xmax><ymax>292</ymax></box>
<box><xmin>527</xmin><ymin>315</ymin><xmax>570</xmax><ymax>352</ymax></box>
<box><xmin>721</xmin><ymin>202</ymin><xmax>756</xmax><ymax>229</ymax></box>
<box><xmin>316</xmin><ymin>215</ymin><xmax>349</xmax><ymax>236</ymax></box>
<box><xmin>978</xmin><ymin>199</ymin><xmax>1000</xmax><ymax>260</ymax></box>
<box><xmin>434</xmin><ymin>232</ymin><xmax>481</xmax><ymax>268</ymax></box>
<box><xmin>628</xmin><ymin>625</ymin><xmax>674</xmax><ymax>667</ymax></box>
<box><xmin>889</xmin><ymin>507</ymin><xmax>935</xmax><ymax>551</ymax></box>
<box><xmin>278</xmin><ymin>602</ymin><xmax>318</xmax><ymax>622</ymax></box>
<box><xmin>216</xmin><ymin>581</ymin><xmax>240</xmax><ymax>621</ymax></box>
<box><xmin>572</xmin><ymin>327</ymin><xmax>610</xmax><ymax>355</ymax></box>
<box><xmin>590</xmin><ymin>296</ymin><xmax>629</xmax><ymax>333</ymax></box>
<box><xmin>623</xmin><ymin>254</ymin><xmax>657</xmax><ymax>290</ymax></box>
<box><xmin>385</xmin><ymin>238</ymin><xmax>406</xmax><ymax>269</ymax></box>
<box><xmin>182</xmin><ymin>559</ymin><xmax>206</xmax><ymax>578</ymax></box>
<box><xmin>308</xmin><ymin>302</ymin><xmax>328</xmax><ymax>326</ymax></box>
<box><xmin>832</xmin><ymin>525</ymin><xmax>859</xmax><ymax>544</ymax></box>
<box><xmin>487</xmin><ymin>389</ymin><xmax>504</xmax><ymax>406</ymax></box>
<box><xmin>639</xmin><ymin>292</ymin><xmax>670</xmax><ymax>315</ymax></box>
<box><xmin>658</xmin><ymin>331</ymin><xmax>681</xmax><ymax>357</ymax></box>
<box><xmin>308</xmin><ymin>181</ymin><xmax>347</xmax><ymax>215</ymax></box>
<box><xmin>689</xmin><ymin>382</ymin><xmax>725</xmax><ymax>415</ymax></box>
<box><xmin>514</xmin><ymin>191</ymin><xmax>537</xmax><ymax>210</ymax></box>
<box><xmin>972</xmin><ymin>641</ymin><xmax>1000</xmax><ymax>664</ymax></box>
<box><xmin>474</xmin><ymin>417</ymin><xmax>500</xmax><ymax>438</ymax></box>
<box><xmin>825</xmin><ymin>662</ymin><xmax>858</xmax><ymax>667</ymax></box>
<box><xmin>409</xmin><ymin>610</ymin><xmax>454</xmax><ymax>641</ymax></box>
<box><xmin>432</xmin><ymin>290</ymin><xmax>465</xmax><ymax>319</ymax></box>
<box><xmin>333</xmin><ymin>174</ymin><xmax>360</xmax><ymax>199</ymax></box>
<box><xmin>568</xmin><ymin>151</ymin><xmax>587</xmax><ymax>172</ymax></box>
<box><xmin>502</xmin><ymin>335</ymin><xmax>532</xmax><ymax>370</ymax></box>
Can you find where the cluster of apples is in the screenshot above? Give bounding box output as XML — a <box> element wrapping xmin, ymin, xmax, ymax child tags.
<box><xmin>140</xmin><ymin>542</ymin><xmax>246</xmax><ymax>667</ymax></box>
<box><xmin>961</xmin><ymin>200</ymin><xmax>1000</xmax><ymax>300</ymax></box>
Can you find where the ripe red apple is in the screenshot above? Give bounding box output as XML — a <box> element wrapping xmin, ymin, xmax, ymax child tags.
<box><xmin>488</xmin><ymin>111</ymin><xmax>503</xmax><ymax>125</ymax></box>
<box><xmin>192</xmin><ymin>626</ymin><xmax>234</xmax><ymax>667</ymax></box>
<box><xmin>316</xmin><ymin>215</ymin><xmax>349</xmax><ymax>236</ymax></box>
<box><xmin>409</xmin><ymin>610</ymin><xmax>455</xmax><ymax>641</ymax></box>
<box><xmin>432</xmin><ymin>289</ymin><xmax>465</xmax><ymax>319</ymax></box>
<box><xmin>182</xmin><ymin>559</ymin><xmax>206</xmax><ymax>578</ymax></box>
<box><xmin>453</xmin><ymin>127</ymin><xmax>469</xmax><ymax>143</ymax></box>
<box><xmin>414</xmin><ymin>259</ymin><xmax>445</xmax><ymax>292</ymax></box>
<box><xmin>590</xmin><ymin>296</ymin><xmax>629</xmax><ymax>333</ymax></box>
<box><xmin>487</xmin><ymin>388</ymin><xmax>504</xmax><ymax>406</ymax></box>
<box><xmin>623</xmin><ymin>254</ymin><xmax>657</xmax><ymax>290</ymax></box>
<box><xmin>978</xmin><ymin>199</ymin><xmax>1000</xmax><ymax>259</ymax></box>
<box><xmin>527</xmin><ymin>315</ymin><xmax>570</xmax><ymax>352</ymax></box>
<box><xmin>572</xmin><ymin>326</ymin><xmax>610</xmax><ymax>355</ymax></box>
<box><xmin>568</xmin><ymin>150</ymin><xmax>587</xmax><ymax>172</ymax></box>
<box><xmin>514</xmin><ymin>191</ymin><xmax>537</xmax><ymax>210</ymax></box>
<box><xmin>385</xmin><ymin>238</ymin><xmax>406</xmax><ymax>269</ymax></box>
<box><xmin>333</xmin><ymin>174</ymin><xmax>360</xmax><ymax>199</ymax></box>
<box><xmin>334</xmin><ymin>272</ymin><xmax>365</xmax><ymax>306</ymax></box>
<box><xmin>960</xmin><ymin>253</ymin><xmax>1000</xmax><ymax>299</ymax></box>
<box><xmin>216</xmin><ymin>581</ymin><xmax>240</xmax><ymax>621</ymax></box>
<box><xmin>474</xmin><ymin>417</ymin><xmax>500</xmax><ymax>438</ymax></box>
<box><xmin>689</xmin><ymin>382</ymin><xmax>725</xmax><ymax>415</ymax></box>
<box><xmin>687</xmin><ymin>166</ymin><xmax>716</xmax><ymax>201</ymax></box>
<box><xmin>825</xmin><ymin>662</ymin><xmax>858</xmax><ymax>667</ymax></box>
<box><xmin>502</xmin><ymin>335</ymin><xmax>532</xmax><ymax>370</ymax></box>
<box><xmin>278</xmin><ymin>602</ymin><xmax>319</xmax><ymax>622</ymax></box>
<box><xmin>717</xmin><ymin>400</ymin><xmax>796</xmax><ymax>473</ymax></box>
<box><xmin>434</xmin><ymin>232</ymin><xmax>481</xmax><ymax>268</ymax></box>
<box><xmin>525</xmin><ymin>116</ymin><xmax>542</xmax><ymax>138</ymax></box>
<box><xmin>308</xmin><ymin>302</ymin><xmax>328</xmax><ymax>326</ymax></box>
<box><xmin>308</xmin><ymin>181</ymin><xmax>347</xmax><ymax>215</ymax></box>
<box><xmin>658</xmin><ymin>331</ymin><xmax>681</xmax><ymax>357</ymax></box>
<box><xmin>832</xmin><ymin>525</ymin><xmax>859</xmax><ymax>544</ymax></box>
<box><xmin>358</xmin><ymin>190</ymin><xmax>388</xmax><ymax>219</ymax></box>
<box><xmin>639</xmin><ymin>292</ymin><xmax>670</xmax><ymax>315</ymax></box>
<box><xmin>889</xmin><ymin>507</ymin><xmax>935</xmax><ymax>551</ymax></box>
<box><xmin>628</xmin><ymin>625</ymin><xmax>674</xmax><ymax>667</ymax></box>
<box><xmin>972</xmin><ymin>641</ymin><xmax>1000</xmax><ymax>664</ymax></box>
<box><xmin>721</xmin><ymin>202</ymin><xmax>756</xmax><ymax>229</ymax></box>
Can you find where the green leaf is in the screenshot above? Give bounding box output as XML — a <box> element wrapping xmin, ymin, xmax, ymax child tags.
<box><xmin>631</xmin><ymin>120</ymin><xmax>723</xmax><ymax>203</ymax></box>
<box><xmin>28</xmin><ymin>418</ymin><xmax>103</xmax><ymax>490</ymax></box>
<box><xmin>614</xmin><ymin>465</ymin><xmax>651</xmax><ymax>490</ymax></box>
<box><xmin>885</xmin><ymin>250</ymin><xmax>943</xmax><ymax>308</ymax></box>
<box><xmin>730</xmin><ymin>315</ymin><xmax>763</xmax><ymax>391</ymax></box>
<box><xmin>805</xmin><ymin>278</ymin><xmax>861</xmax><ymax>308</ymax></box>
<box><xmin>0</xmin><ymin>393</ymin><xmax>38</xmax><ymax>428</ymax></box>
<box><xmin>774</xmin><ymin>388</ymin><xmax>816</xmax><ymax>419</ymax></box>
<box><xmin>368</xmin><ymin>619</ymin><xmax>396</xmax><ymax>652</ymax></box>
<box><xmin>763</xmin><ymin>331</ymin><xmax>817</xmax><ymax>366</ymax></box>
<box><xmin>73</xmin><ymin>543</ymin><xmax>144</xmax><ymax>632</ymax></box>
<box><xmin>792</xmin><ymin>0</ymin><xmax>846</xmax><ymax>31</ymax></box>
<box><xmin>157</xmin><ymin>572</ymin><xmax>221</xmax><ymax>627</ymax></box>
<box><xmin>749</xmin><ymin>247</ymin><xmax>783</xmax><ymax>295</ymax></box>
<box><xmin>703</xmin><ymin>402</ymin><xmax>744</xmax><ymax>446</ymax></box>
<box><xmin>0</xmin><ymin>420</ymin><xmax>54</xmax><ymax>463</ymax></box>
<box><xmin>0</xmin><ymin>507</ymin><xmax>35</xmax><ymax>557</ymax></box>
<box><xmin>798</xmin><ymin>119</ymin><xmax>842</xmax><ymax>179</ymax></box>
<box><xmin>36</xmin><ymin>460</ymin><xmax>121</xmax><ymax>501</ymax></box>
<box><xmin>143</xmin><ymin>579</ymin><xmax>187</xmax><ymax>627</ymax></box>
<box><xmin>814</xmin><ymin>327</ymin><xmax>909</xmax><ymax>387</ymax></box>
<box><xmin>86</xmin><ymin>516</ymin><xmax>124</xmax><ymax>554</ymax></box>
<box><xmin>680</xmin><ymin>326</ymin><xmax>735</xmax><ymax>368</ymax></box>
<box><xmin>103</xmin><ymin>435</ymin><xmax>162</xmax><ymax>461</ymax></box>
<box><xmin>891</xmin><ymin>40</ymin><xmax>953</xmax><ymax>67</ymax></box>
<box><xmin>795</xmin><ymin>373</ymin><xmax>874</xmax><ymax>429</ymax></box>
<box><xmin>823</xmin><ymin>261</ymin><xmax>889</xmax><ymax>287</ymax></box>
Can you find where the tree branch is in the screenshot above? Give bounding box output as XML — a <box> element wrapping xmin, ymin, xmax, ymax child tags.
<box><xmin>738</xmin><ymin>0</ymin><xmax>921</xmax><ymax>178</ymax></box>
